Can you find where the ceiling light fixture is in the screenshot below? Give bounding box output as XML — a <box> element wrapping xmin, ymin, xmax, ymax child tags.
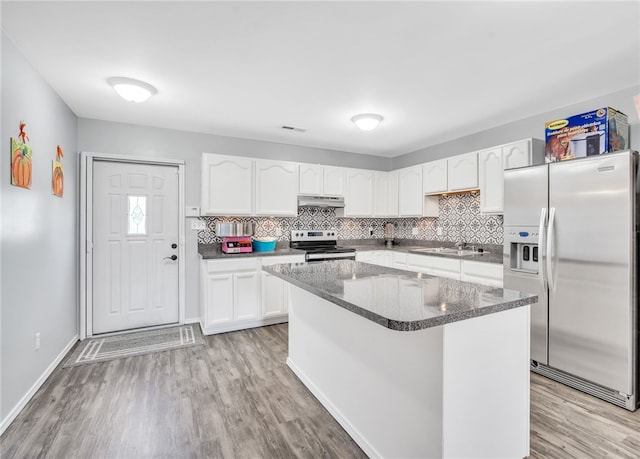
<box><xmin>351</xmin><ymin>113</ymin><xmax>383</xmax><ymax>131</ymax></box>
<box><xmin>107</xmin><ymin>77</ymin><xmax>157</xmax><ymax>103</ymax></box>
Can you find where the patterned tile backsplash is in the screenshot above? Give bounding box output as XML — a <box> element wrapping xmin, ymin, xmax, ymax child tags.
<box><xmin>197</xmin><ymin>191</ymin><xmax>503</xmax><ymax>245</ymax></box>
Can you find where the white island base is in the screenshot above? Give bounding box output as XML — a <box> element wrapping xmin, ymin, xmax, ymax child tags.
<box><xmin>287</xmin><ymin>285</ymin><xmax>531</xmax><ymax>459</ymax></box>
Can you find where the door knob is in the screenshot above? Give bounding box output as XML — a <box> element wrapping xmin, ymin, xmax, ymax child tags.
<box><xmin>171</xmin><ymin>243</ymin><xmax>177</xmax><ymax>249</ymax></box>
<box><xmin>164</xmin><ymin>255</ymin><xmax>178</xmax><ymax>261</ymax></box>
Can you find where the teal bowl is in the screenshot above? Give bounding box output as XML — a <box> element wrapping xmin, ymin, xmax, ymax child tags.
<box><xmin>252</xmin><ymin>239</ymin><xmax>277</xmax><ymax>252</ymax></box>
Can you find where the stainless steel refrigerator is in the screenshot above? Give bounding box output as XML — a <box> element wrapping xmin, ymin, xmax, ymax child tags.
<box><xmin>503</xmin><ymin>149</ymin><xmax>638</xmax><ymax>411</ymax></box>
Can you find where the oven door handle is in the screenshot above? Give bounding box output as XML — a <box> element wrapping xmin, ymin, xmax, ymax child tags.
<box><xmin>306</xmin><ymin>252</ymin><xmax>356</xmax><ymax>261</ymax></box>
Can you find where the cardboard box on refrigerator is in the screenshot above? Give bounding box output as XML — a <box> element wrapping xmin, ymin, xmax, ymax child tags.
<box><xmin>544</xmin><ymin>107</ymin><xmax>628</xmax><ymax>162</ymax></box>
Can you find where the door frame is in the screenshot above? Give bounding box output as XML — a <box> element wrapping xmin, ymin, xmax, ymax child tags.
<box><xmin>79</xmin><ymin>152</ymin><xmax>186</xmax><ymax>339</ymax></box>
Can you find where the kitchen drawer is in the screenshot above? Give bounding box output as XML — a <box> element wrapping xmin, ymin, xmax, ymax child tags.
<box><xmin>461</xmin><ymin>260</ymin><xmax>503</xmax><ymax>287</ymax></box>
<box><xmin>261</xmin><ymin>255</ymin><xmax>305</xmax><ymax>266</ymax></box>
<box><xmin>205</xmin><ymin>258</ymin><xmax>259</xmax><ymax>273</ymax></box>
<box><xmin>407</xmin><ymin>254</ymin><xmax>461</xmax><ymax>271</ymax></box>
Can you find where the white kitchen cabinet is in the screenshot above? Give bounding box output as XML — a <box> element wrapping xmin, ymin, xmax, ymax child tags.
<box><xmin>448</xmin><ymin>152</ymin><xmax>478</xmax><ymax>192</ymax></box>
<box><xmin>255</xmin><ymin>160</ymin><xmax>298</xmax><ymax>216</ymax></box>
<box><xmin>373</xmin><ymin>251</ymin><xmax>393</xmax><ymax>267</ymax></box>
<box><xmin>423</xmin><ymin>159</ymin><xmax>448</xmax><ymax>194</ymax></box>
<box><xmin>342</xmin><ymin>169</ymin><xmax>374</xmax><ymax>217</ymax></box>
<box><xmin>387</xmin><ymin>170</ymin><xmax>399</xmax><ymax>216</ymax></box>
<box><xmin>461</xmin><ymin>260</ymin><xmax>503</xmax><ymax>287</ymax></box>
<box><xmin>392</xmin><ymin>252</ymin><xmax>407</xmax><ymax>269</ymax></box>
<box><xmin>261</xmin><ymin>254</ymin><xmax>305</xmax><ymax>318</ymax></box>
<box><xmin>406</xmin><ymin>254</ymin><xmax>461</xmax><ymax>280</ymax></box>
<box><xmin>298</xmin><ymin>165</ymin><xmax>346</xmax><ymax>196</ymax></box>
<box><xmin>323</xmin><ymin>166</ymin><xmax>346</xmax><ymax>196</ymax></box>
<box><xmin>479</xmin><ymin>147</ymin><xmax>504</xmax><ymax>214</ymax></box>
<box><xmin>298</xmin><ymin>164</ymin><xmax>323</xmax><ymax>195</ymax></box>
<box><xmin>373</xmin><ymin>171</ymin><xmax>399</xmax><ymax>217</ymax></box>
<box><xmin>357</xmin><ymin>250</ymin><xmax>393</xmax><ymax>267</ymax></box>
<box><xmin>503</xmin><ymin>140</ymin><xmax>534</xmax><ymax>170</ymax></box>
<box><xmin>201</xmin><ymin>153</ymin><xmax>253</xmax><ymax>215</ymax></box>
<box><xmin>398</xmin><ymin>165</ymin><xmax>423</xmax><ymax>217</ymax></box>
<box><xmin>200</xmin><ymin>258</ymin><xmax>261</xmax><ymax>334</ymax></box>
<box><xmin>355</xmin><ymin>251</ymin><xmax>375</xmax><ymax>263</ymax></box>
<box><xmin>479</xmin><ymin>139</ymin><xmax>544</xmax><ymax>215</ymax></box>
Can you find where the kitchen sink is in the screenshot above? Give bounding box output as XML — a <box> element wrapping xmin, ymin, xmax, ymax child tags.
<box><xmin>410</xmin><ymin>247</ymin><xmax>482</xmax><ymax>256</ymax></box>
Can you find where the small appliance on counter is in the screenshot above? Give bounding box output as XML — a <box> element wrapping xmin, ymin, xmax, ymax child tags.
<box><xmin>384</xmin><ymin>223</ymin><xmax>395</xmax><ymax>248</ymax></box>
<box><xmin>216</xmin><ymin>222</ymin><xmax>254</xmax><ymax>254</ymax></box>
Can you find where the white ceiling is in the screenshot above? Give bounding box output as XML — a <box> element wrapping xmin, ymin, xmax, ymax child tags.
<box><xmin>2</xmin><ymin>1</ymin><xmax>639</xmax><ymax>158</ymax></box>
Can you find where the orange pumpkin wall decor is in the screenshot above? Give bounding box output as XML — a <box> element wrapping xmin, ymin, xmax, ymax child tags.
<box><xmin>53</xmin><ymin>145</ymin><xmax>64</xmax><ymax>197</ymax></box>
<box><xmin>11</xmin><ymin>137</ymin><xmax>32</xmax><ymax>189</ymax></box>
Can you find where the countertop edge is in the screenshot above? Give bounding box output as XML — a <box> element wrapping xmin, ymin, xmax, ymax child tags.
<box><xmin>262</xmin><ymin>264</ymin><xmax>536</xmax><ymax>331</ymax></box>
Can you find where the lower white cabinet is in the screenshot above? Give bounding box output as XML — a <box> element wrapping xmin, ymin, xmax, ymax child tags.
<box><xmin>407</xmin><ymin>254</ymin><xmax>462</xmax><ymax>280</ymax></box>
<box><xmin>200</xmin><ymin>254</ymin><xmax>304</xmax><ymax>334</ymax></box>
<box><xmin>392</xmin><ymin>252</ymin><xmax>407</xmax><ymax>270</ymax></box>
<box><xmin>201</xmin><ymin>258</ymin><xmax>261</xmax><ymax>333</ymax></box>
<box><xmin>460</xmin><ymin>260</ymin><xmax>503</xmax><ymax>287</ymax></box>
<box><xmin>356</xmin><ymin>250</ymin><xmax>393</xmax><ymax>267</ymax></box>
<box><xmin>261</xmin><ymin>255</ymin><xmax>305</xmax><ymax>318</ymax></box>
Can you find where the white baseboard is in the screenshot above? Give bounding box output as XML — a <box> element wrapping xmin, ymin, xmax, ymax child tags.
<box><xmin>184</xmin><ymin>317</ymin><xmax>201</xmax><ymax>325</ymax></box>
<box><xmin>0</xmin><ymin>334</ymin><xmax>78</xmax><ymax>436</ymax></box>
<box><xmin>286</xmin><ymin>357</ymin><xmax>380</xmax><ymax>458</ymax></box>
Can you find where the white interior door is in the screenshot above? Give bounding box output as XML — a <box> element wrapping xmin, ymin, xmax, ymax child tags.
<box><xmin>92</xmin><ymin>161</ymin><xmax>180</xmax><ymax>334</ymax></box>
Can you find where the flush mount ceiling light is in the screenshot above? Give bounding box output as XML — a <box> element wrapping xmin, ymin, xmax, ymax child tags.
<box><xmin>107</xmin><ymin>77</ymin><xmax>157</xmax><ymax>103</ymax></box>
<box><xmin>351</xmin><ymin>113</ymin><xmax>384</xmax><ymax>131</ymax></box>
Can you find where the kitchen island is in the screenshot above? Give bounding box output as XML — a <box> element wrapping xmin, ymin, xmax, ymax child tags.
<box><xmin>263</xmin><ymin>260</ymin><xmax>537</xmax><ymax>459</ymax></box>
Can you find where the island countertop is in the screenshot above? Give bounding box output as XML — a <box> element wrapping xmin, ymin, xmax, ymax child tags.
<box><xmin>263</xmin><ymin>260</ymin><xmax>537</xmax><ymax>331</ymax></box>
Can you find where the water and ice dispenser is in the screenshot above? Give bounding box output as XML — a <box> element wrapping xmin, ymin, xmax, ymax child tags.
<box><xmin>505</xmin><ymin>228</ymin><xmax>540</xmax><ymax>274</ymax></box>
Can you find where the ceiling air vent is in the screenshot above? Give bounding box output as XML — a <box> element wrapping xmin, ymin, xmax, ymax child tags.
<box><xmin>281</xmin><ymin>125</ymin><xmax>307</xmax><ymax>133</ymax></box>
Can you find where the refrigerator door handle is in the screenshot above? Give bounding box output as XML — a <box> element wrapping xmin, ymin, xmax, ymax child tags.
<box><xmin>538</xmin><ymin>207</ymin><xmax>547</xmax><ymax>290</ymax></box>
<box><xmin>546</xmin><ymin>207</ymin><xmax>556</xmax><ymax>291</ymax></box>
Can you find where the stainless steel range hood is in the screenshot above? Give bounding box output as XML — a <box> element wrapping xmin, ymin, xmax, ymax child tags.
<box><xmin>297</xmin><ymin>195</ymin><xmax>345</xmax><ymax>208</ymax></box>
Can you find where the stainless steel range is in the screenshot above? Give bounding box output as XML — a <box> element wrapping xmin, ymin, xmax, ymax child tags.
<box><xmin>290</xmin><ymin>229</ymin><xmax>356</xmax><ymax>262</ymax></box>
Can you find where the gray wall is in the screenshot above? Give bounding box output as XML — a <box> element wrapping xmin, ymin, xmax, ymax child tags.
<box><xmin>1</xmin><ymin>35</ymin><xmax>78</xmax><ymax>424</ymax></box>
<box><xmin>77</xmin><ymin>119</ymin><xmax>390</xmax><ymax>321</ymax></box>
<box><xmin>392</xmin><ymin>85</ymin><xmax>640</xmax><ymax>168</ymax></box>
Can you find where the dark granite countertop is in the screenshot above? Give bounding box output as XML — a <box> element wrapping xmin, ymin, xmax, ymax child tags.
<box><xmin>198</xmin><ymin>243</ymin><xmax>305</xmax><ymax>260</ymax></box>
<box><xmin>263</xmin><ymin>260</ymin><xmax>536</xmax><ymax>332</ymax></box>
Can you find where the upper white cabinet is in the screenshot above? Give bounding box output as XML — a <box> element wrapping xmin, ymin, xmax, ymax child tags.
<box><xmin>342</xmin><ymin>169</ymin><xmax>374</xmax><ymax>217</ymax></box>
<box><xmin>323</xmin><ymin>166</ymin><xmax>346</xmax><ymax>196</ymax></box>
<box><xmin>298</xmin><ymin>164</ymin><xmax>346</xmax><ymax>196</ymax></box>
<box><xmin>373</xmin><ymin>171</ymin><xmax>399</xmax><ymax>217</ymax></box>
<box><xmin>479</xmin><ymin>147</ymin><xmax>504</xmax><ymax>214</ymax></box>
<box><xmin>448</xmin><ymin>152</ymin><xmax>478</xmax><ymax>192</ymax></box>
<box><xmin>423</xmin><ymin>159</ymin><xmax>448</xmax><ymax>195</ymax></box>
<box><xmin>503</xmin><ymin>140</ymin><xmax>534</xmax><ymax>170</ymax></box>
<box><xmin>479</xmin><ymin>139</ymin><xmax>544</xmax><ymax>214</ymax></box>
<box><xmin>298</xmin><ymin>164</ymin><xmax>323</xmax><ymax>195</ymax></box>
<box><xmin>255</xmin><ymin>160</ymin><xmax>298</xmax><ymax>216</ymax></box>
<box><xmin>398</xmin><ymin>165</ymin><xmax>423</xmax><ymax>217</ymax></box>
<box><xmin>201</xmin><ymin>153</ymin><xmax>254</xmax><ymax>215</ymax></box>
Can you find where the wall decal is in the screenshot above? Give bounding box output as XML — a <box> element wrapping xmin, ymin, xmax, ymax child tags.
<box><xmin>10</xmin><ymin>121</ymin><xmax>32</xmax><ymax>189</ymax></box>
<box><xmin>52</xmin><ymin>145</ymin><xmax>64</xmax><ymax>197</ymax></box>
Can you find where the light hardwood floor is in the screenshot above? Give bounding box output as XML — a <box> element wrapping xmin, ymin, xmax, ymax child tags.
<box><xmin>1</xmin><ymin>323</ymin><xmax>639</xmax><ymax>458</ymax></box>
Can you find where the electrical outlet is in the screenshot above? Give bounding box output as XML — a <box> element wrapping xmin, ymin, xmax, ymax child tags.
<box><xmin>35</xmin><ymin>332</ymin><xmax>40</xmax><ymax>351</ymax></box>
<box><xmin>275</xmin><ymin>228</ymin><xmax>282</xmax><ymax>236</ymax></box>
<box><xmin>411</xmin><ymin>227</ymin><xmax>419</xmax><ymax>235</ymax></box>
<box><xmin>190</xmin><ymin>219</ymin><xmax>206</xmax><ymax>231</ymax></box>
<box><xmin>436</xmin><ymin>226</ymin><xmax>443</xmax><ymax>236</ymax></box>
